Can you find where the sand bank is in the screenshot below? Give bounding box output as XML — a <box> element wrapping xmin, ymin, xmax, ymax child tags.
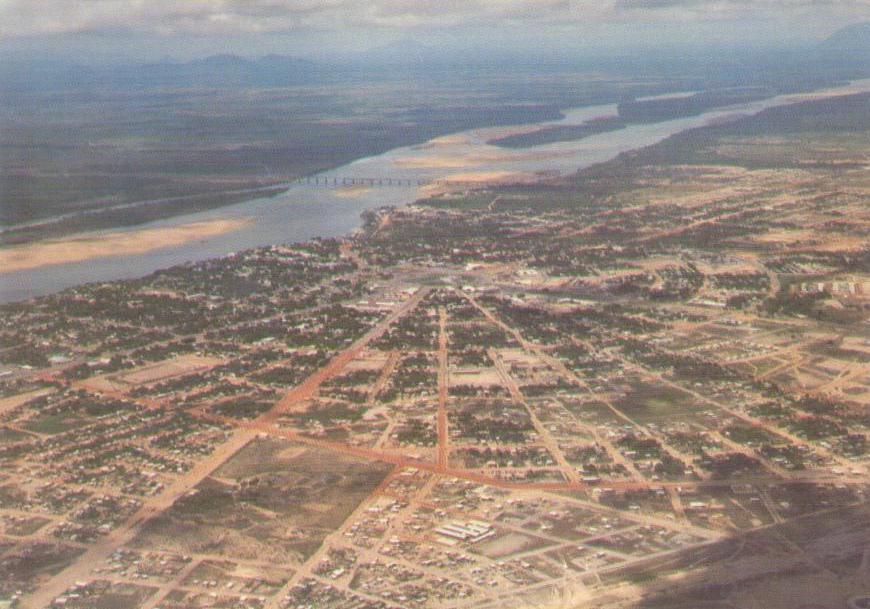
<box><xmin>0</xmin><ymin>218</ymin><xmax>252</xmax><ymax>274</ymax></box>
<box><xmin>333</xmin><ymin>185</ymin><xmax>374</xmax><ymax>198</ymax></box>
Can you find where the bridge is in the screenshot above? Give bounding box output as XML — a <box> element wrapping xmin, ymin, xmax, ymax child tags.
<box><xmin>294</xmin><ymin>175</ymin><xmax>425</xmax><ymax>187</ymax></box>
<box><xmin>291</xmin><ymin>175</ymin><xmax>504</xmax><ymax>189</ymax></box>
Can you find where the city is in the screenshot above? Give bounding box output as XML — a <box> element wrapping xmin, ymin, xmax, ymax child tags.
<box><xmin>1</xmin><ymin>88</ymin><xmax>868</xmax><ymax>609</ymax></box>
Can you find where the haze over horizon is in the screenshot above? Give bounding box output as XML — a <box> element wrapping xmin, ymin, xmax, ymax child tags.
<box><xmin>2</xmin><ymin>0</ymin><xmax>869</xmax><ymax>64</ymax></box>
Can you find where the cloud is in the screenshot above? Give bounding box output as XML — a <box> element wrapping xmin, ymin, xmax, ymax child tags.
<box><xmin>613</xmin><ymin>0</ymin><xmax>866</xmax><ymax>14</ymax></box>
<box><xmin>0</xmin><ymin>0</ymin><xmax>867</xmax><ymax>38</ymax></box>
<box><xmin>0</xmin><ymin>0</ymin><xmax>593</xmax><ymax>36</ymax></box>
<box><xmin>615</xmin><ymin>0</ymin><xmax>720</xmax><ymax>6</ymax></box>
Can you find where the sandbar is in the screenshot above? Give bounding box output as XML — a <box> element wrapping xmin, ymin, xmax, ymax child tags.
<box><xmin>333</xmin><ymin>185</ymin><xmax>374</xmax><ymax>198</ymax></box>
<box><xmin>0</xmin><ymin>218</ymin><xmax>253</xmax><ymax>274</ymax></box>
<box><xmin>395</xmin><ymin>148</ymin><xmax>578</xmax><ymax>171</ymax></box>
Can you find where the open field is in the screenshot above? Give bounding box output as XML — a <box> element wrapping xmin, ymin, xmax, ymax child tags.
<box><xmin>79</xmin><ymin>355</ymin><xmax>225</xmax><ymax>394</ymax></box>
<box><xmin>130</xmin><ymin>438</ymin><xmax>392</xmax><ymax>564</ymax></box>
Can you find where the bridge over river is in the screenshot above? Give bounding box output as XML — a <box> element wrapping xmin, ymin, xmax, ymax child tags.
<box><xmin>292</xmin><ymin>175</ymin><xmax>525</xmax><ymax>188</ymax></box>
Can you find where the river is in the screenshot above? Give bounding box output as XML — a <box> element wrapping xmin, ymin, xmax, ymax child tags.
<box><xmin>2</xmin><ymin>78</ymin><xmax>869</xmax><ymax>303</ymax></box>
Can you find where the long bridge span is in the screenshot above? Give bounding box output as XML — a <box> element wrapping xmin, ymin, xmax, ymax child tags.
<box><xmin>291</xmin><ymin>175</ymin><xmax>528</xmax><ymax>188</ymax></box>
<box><xmin>295</xmin><ymin>175</ymin><xmax>426</xmax><ymax>187</ymax></box>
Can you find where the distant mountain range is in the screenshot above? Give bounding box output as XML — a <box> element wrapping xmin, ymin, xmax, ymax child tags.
<box><xmin>0</xmin><ymin>53</ymin><xmax>321</xmax><ymax>90</ymax></box>
<box><xmin>820</xmin><ymin>22</ymin><xmax>870</xmax><ymax>51</ymax></box>
<box><xmin>3</xmin><ymin>28</ymin><xmax>869</xmax><ymax>93</ymax></box>
<box><xmin>135</xmin><ymin>53</ymin><xmax>320</xmax><ymax>85</ymax></box>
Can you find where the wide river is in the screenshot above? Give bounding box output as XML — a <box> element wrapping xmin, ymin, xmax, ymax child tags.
<box><xmin>2</xmin><ymin>78</ymin><xmax>869</xmax><ymax>303</ymax></box>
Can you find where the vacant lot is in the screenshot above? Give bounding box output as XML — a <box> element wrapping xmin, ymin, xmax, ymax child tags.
<box><xmin>131</xmin><ymin>439</ymin><xmax>391</xmax><ymax>564</ymax></box>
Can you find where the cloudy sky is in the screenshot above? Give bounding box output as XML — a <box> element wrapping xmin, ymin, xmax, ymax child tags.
<box><xmin>1</xmin><ymin>0</ymin><xmax>868</xmax><ymax>62</ymax></box>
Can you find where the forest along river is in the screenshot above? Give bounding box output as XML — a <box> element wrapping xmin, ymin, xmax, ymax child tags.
<box><xmin>2</xmin><ymin>78</ymin><xmax>869</xmax><ymax>303</ymax></box>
